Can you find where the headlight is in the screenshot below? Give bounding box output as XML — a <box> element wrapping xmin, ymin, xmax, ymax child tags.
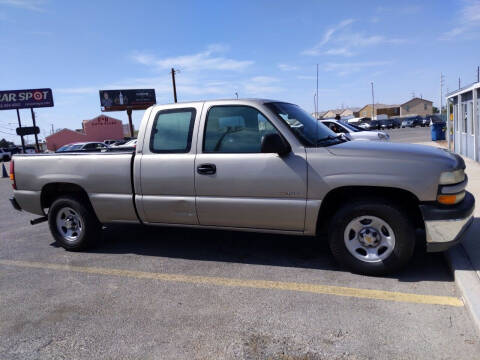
<box><xmin>439</xmin><ymin>169</ymin><xmax>465</xmax><ymax>185</ymax></box>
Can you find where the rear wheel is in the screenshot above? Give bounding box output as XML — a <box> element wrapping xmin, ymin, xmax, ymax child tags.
<box><xmin>48</xmin><ymin>196</ymin><xmax>101</xmax><ymax>251</ymax></box>
<box><xmin>328</xmin><ymin>199</ymin><xmax>416</xmax><ymax>275</ymax></box>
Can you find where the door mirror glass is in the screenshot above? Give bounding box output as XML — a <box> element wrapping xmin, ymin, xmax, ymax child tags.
<box><xmin>261</xmin><ymin>133</ymin><xmax>291</xmax><ymax>156</ymax></box>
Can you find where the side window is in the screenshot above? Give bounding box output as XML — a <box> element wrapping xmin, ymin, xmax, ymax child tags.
<box><xmin>150</xmin><ymin>108</ymin><xmax>196</xmax><ymax>153</ymax></box>
<box><xmin>204</xmin><ymin>105</ymin><xmax>280</xmax><ymax>153</ymax></box>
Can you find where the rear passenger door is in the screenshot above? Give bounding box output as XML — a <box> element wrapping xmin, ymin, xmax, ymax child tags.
<box><xmin>137</xmin><ymin>104</ymin><xmax>202</xmax><ymax>224</ymax></box>
<box><xmin>195</xmin><ymin>104</ymin><xmax>307</xmax><ymax>231</ymax></box>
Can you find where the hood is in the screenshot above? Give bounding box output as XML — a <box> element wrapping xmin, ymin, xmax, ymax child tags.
<box><xmin>327</xmin><ymin>141</ymin><xmax>462</xmax><ymax>169</ymax></box>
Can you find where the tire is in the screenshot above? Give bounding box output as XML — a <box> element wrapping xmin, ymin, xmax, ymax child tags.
<box><xmin>48</xmin><ymin>196</ymin><xmax>101</xmax><ymax>251</ymax></box>
<box><xmin>328</xmin><ymin>199</ymin><xmax>416</xmax><ymax>275</ymax></box>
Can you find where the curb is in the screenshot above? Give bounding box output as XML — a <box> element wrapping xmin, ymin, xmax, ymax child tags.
<box><xmin>446</xmin><ymin>245</ymin><xmax>480</xmax><ymax>336</ymax></box>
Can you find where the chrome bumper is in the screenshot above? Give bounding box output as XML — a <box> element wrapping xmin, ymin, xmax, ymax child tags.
<box><xmin>425</xmin><ymin>214</ymin><xmax>474</xmax><ymax>252</ymax></box>
<box><xmin>420</xmin><ymin>191</ymin><xmax>475</xmax><ymax>252</ymax></box>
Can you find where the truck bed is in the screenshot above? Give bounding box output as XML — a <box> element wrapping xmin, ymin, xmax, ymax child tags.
<box><xmin>12</xmin><ymin>152</ymin><xmax>138</xmax><ymax>223</ymax></box>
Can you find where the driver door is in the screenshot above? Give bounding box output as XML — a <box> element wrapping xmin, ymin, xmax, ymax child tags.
<box><xmin>195</xmin><ymin>104</ymin><xmax>307</xmax><ymax>231</ymax></box>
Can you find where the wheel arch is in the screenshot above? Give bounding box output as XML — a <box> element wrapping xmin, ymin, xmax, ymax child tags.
<box><xmin>316</xmin><ymin>186</ymin><xmax>424</xmax><ymax>236</ymax></box>
<box><xmin>41</xmin><ymin>182</ymin><xmax>98</xmax><ymax>219</ymax></box>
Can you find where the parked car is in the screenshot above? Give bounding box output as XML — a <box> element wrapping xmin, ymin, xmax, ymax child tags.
<box><xmin>55</xmin><ymin>142</ymin><xmax>109</xmax><ymax>153</ymax></box>
<box><xmin>113</xmin><ymin>139</ymin><xmax>137</xmax><ymax>148</ymax></box>
<box><xmin>0</xmin><ymin>148</ymin><xmax>11</xmax><ymax>161</ymax></box>
<box><xmin>321</xmin><ymin>120</ymin><xmax>390</xmax><ymax>141</ymax></box>
<box><xmin>390</xmin><ymin>118</ymin><xmax>402</xmax><ymax>129</ymax></box>
<box><xmin>358</xmin><ymin>119</ymin><xmax>380</xmax><ymax>130</ymax></box>
<box><xmin>9</xmin><ymin>99</ymin><xmax>474</xmax><ymax>275</ymax></box>
<box><xmin>401</xmin><ymin>118</ymin><xmax>414</xmax><ymax>128</ymax></box>
<box><xmin>378</xmin><ymin>119</ymin><xmax>394</xmax><ymax>130</ymax></box>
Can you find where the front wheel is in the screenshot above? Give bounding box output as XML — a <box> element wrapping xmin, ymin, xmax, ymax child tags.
<box><xmin>48</xmin><ymin>196</ymin><xmax>101</xmax><ymax>251</ymax></box>
<box><xmin>328</xmin><ymin>200</ymin><xmax>416</xmax><ymax>275</ymax></box>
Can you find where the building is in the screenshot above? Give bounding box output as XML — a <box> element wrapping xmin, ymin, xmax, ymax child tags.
<box><xmin>446</xmin><ymin>82</ymin><xmax>479</xmax><ymax>162</ymax></box>
<box><xmin>358</xmin><ymin>104</ymin><xmax>400</xmax><ymax>118</ymax></box>
<box><xmin>319</xmin><ymin>107</ymin><xmax>360</xmax><ymax>119</ymax></box>
<box><xmin>400</xmin><ymin>97</ymin><xmax>433</xmax><ymax>117</ymax></box>
<box><xmin>46</xmin><ymin>114</ymin><xmax>125</xmax><ymax>151</ymax></box>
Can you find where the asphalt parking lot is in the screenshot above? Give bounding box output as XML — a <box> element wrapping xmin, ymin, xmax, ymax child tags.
<box><xmin>1</xmin><ymin>127</ymin><xmax>479</xmax><ymax>359</ymax></box>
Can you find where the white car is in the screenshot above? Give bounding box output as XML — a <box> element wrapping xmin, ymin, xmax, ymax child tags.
<box><xmin>321</xmin><ymin>120</ymin><xmax>390</xmax><ymax>141</ymax></box>
<box><xmin>114</xmin><ymin>139</ymin><xmax>137</xmax><ymax>148</ymax></box>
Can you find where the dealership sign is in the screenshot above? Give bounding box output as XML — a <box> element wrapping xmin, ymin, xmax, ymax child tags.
<box><xmin>0</xmin><ymin>88</ymin><xmax>54</xmax><ymax>110</ymax></box>
<box><xmin>100</xmin><ymin>89</ymin><xmax>156</xmax><ymax>111</ymax></box>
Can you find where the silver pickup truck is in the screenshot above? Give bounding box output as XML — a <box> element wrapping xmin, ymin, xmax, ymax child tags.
<box><xmin>9</xmin><ymin>99</ymin><xmax>475</xmax><ymax>275</ymax></box>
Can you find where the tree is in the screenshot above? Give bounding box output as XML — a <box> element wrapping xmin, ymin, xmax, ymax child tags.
<box><xmin>0</xmin><ymin>138</ymin><xmax>14</xmax><ymax>148</ymax></box>
<box><xmin>432</xmin><ymin>106</ymin><xmax>439</xmax><ymax>114</ymax></box>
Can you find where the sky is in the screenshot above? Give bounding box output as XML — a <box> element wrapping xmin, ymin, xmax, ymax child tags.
<box><xmin>0</xmin><ymin>0</ymin><xmax>479</xmax><ymax>144</ymax></box>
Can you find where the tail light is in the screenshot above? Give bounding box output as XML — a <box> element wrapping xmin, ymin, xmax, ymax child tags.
<box><xmin>10</xmin><ymin>160</ymin><xmax>16</xmax><ymax>189</ymax></box>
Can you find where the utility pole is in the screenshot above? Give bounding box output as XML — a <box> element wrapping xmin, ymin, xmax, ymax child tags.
<box><xmin>477</xmin><ymin>66</ymin><xmax>479</xmax><ymax>83</ymax></box>
<box><xmin>440</xmin><ymin>73</ymin><xmax>445</xmax><ymax>116</ymax></box>
<box><xmin>50</xmin><ymin>124</ymin><xmax>54</xmax><ymax>135</ymax></box>
<box><xmin>171</xmin><ymin>68</ymin><xmax>178</xmax><ymax>103</ymax></box>
<box><xmin>371</xmin><ymin>82</ymin><xmax>375</xmax><ymax>119</ymax></box>
<box><xmin>459</xmin><ymin>77</ymin><xmax>461</xmax><ymax>89</ymax></box>
<box><xmin>316</xmin><ymin>64</ymin><xmax>319</xmax><ymax>119</ymax></box>
<box><xmin>235</xmin><ymin>92</ymin><xmax>238</xmax><ymax>99</ymax></box>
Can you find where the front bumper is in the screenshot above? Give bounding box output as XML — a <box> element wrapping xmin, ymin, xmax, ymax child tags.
<box><xmin>420</xmin><ymin>191</ymin><xmax>475</xmax><ymax>252</ymax></box>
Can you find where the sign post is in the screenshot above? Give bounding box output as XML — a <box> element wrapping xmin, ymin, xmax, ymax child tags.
<box><xmin>30</xmin><ymin>108</ymin><xmax>40</xmax><ymax>152</ymax></box>
<box><xmin>0</xmin><ymin>88</ymin><xmax>54</xmax><ymax>153</ymax></box>
<box><xmin>16</xmin><ymin>109</ymin><xmax>26</xmax><ymax>153</ymax></box>
<box><xmin>99</xmin><ymin>89</ymin><xmax>156</xmax><ymax>138</ymax></box>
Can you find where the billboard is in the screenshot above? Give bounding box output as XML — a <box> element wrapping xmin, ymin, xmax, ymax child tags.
<box><xmin>0</xmin><ymin>88</ymin><xmax>54</xmax><ymax>110</ymax></box>
<box><xmin>99</xmin><ymin>89</ymin><xmax>156</xmax><ymax>111</ymax></box>
<box><xmin>16</xmin><ymin>126</ymin><xmax>40</xmax><ymax>136</ymax></box>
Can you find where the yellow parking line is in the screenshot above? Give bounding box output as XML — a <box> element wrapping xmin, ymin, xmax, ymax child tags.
<box><xmin>0</xmin><ymin>259</ymin><xmax>463</xmax><ymax>307</ymax></box>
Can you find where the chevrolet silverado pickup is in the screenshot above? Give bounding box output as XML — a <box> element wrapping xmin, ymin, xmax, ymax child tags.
<box><xmin>9</xmin><ymin>99</ymin><xmax>475</xmax><ymax>275</ymax></box>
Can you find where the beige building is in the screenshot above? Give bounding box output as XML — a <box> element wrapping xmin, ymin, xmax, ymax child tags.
<box><xmin>358</xmin><ymin>104</ymin><xmax>400</xmax><ymax>118</ymax></box>
<box><xmin>320</xmin><ymin>107</ymin><xmax>360</xmax><ymax>119</ymax></box>
<box><xmin>399</xmin><ymin>97</ymin><xmax>433</xmax><ymax>117</ymax></box>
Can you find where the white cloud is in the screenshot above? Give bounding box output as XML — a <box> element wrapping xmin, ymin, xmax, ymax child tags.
<box><xmin>302</xmin><ymin>19</ymin><xmax>407</xmax><ymax>57</ymax></box>
<box><xmin>277</xmin><ymin>63</ymin><xmax>299</xmax><ymax>71</ymax></box>
<box><xmin>324</xmin><ymin>61</ymin><xmax>392</xmax><ymax>76</ymax></box>
<box><xmin>440</xmin><ymin>0</ymin><xmax>480</xmax><ymax>40</ymax></box>
<box><xmin>0</xmin><ymin>0</ymin><xmax>46</xmax><ymax>11</ymax></box>
<box><xmin>132</xmin><ymin>44</ymin><xmax>253</xmax><ymax>72</ymax></box>
<box><xmin>302</xmin><ymin>19</ymin><xmax>354</xmax><ymax>55</ymax></box>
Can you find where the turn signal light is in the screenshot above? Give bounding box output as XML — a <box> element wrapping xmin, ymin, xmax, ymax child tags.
<box><xmin>9</xmin><ymin>160</ymin><xmax>15</xmax><ymax>190</ymax></box>
<box><xmin>437</xmin><ymin>192</ymin><xmax>465</xmax><ymax>205</ymax></box>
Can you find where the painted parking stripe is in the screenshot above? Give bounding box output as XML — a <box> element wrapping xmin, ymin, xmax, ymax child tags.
<box><xmin>0</xmin><ymin>259</ymin><xmax>463</xmax><ymax>307</ymax></box>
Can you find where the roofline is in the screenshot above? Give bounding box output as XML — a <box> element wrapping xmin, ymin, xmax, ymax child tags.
<box><xmin>446</xmin><ymin>81</ymin><xmax>480</xmax><ymax>98</ymax></box>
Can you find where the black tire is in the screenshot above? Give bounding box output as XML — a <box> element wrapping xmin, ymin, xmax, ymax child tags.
<box><xmin>328</xmin><ymin>199</ymin><xmax>416</xmax><ymax>275</ymax></box>
<box><xmin>48</xmin><ymin>196</ymin><xmax>101</xmax><ymax>251</ymax></box>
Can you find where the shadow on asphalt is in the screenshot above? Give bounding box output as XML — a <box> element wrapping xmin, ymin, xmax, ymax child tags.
<box><xmin>50</xmin><ymin>222</ymin><xmax>454</xmax><ymax>282</ymax></box>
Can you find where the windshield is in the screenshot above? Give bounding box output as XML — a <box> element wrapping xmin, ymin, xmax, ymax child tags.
<box><xmin>339</xmin><ymin>121</ymin><xmax>361</xmax><ymax>132</ymax></box>
<box><xmin>266</xmin><ymin>102</ymin><xmax>341</xmax><ymax>146</ymax></box>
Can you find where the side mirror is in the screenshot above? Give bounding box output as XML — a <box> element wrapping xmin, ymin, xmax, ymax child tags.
<box><xmin>261</xmin><ymin>133</ymin><xmax>291</xmax><ymax>156</ymax></box>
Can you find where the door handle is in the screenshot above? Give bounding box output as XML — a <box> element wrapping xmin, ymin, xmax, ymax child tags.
<box><xmin>197</xmin><ymin>163</ymin><xmax>216</xmax><ymax>175</ymax></box>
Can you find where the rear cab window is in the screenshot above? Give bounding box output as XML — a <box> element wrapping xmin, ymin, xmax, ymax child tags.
<box><xmin>150</xmin><ymin>108</ymin><xmax>196</xmax><ymax>153</ymax></box>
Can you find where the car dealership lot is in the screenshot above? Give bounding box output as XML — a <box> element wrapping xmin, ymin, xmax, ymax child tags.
<box><xmin>1</xmin><ymin>128</ymin><xmax>479</xmax><ymax>360</ymax></box>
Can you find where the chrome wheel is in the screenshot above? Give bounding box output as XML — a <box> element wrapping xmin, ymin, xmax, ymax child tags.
<box><xmin>56</xmin><ymin>207</ymin><xmax>84</xmax><ymax>242</ymax></box>
<box><xmin>344</xmin><ymin>215</ymin><xmax>395</xmax><ymax>263</ymax></box>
